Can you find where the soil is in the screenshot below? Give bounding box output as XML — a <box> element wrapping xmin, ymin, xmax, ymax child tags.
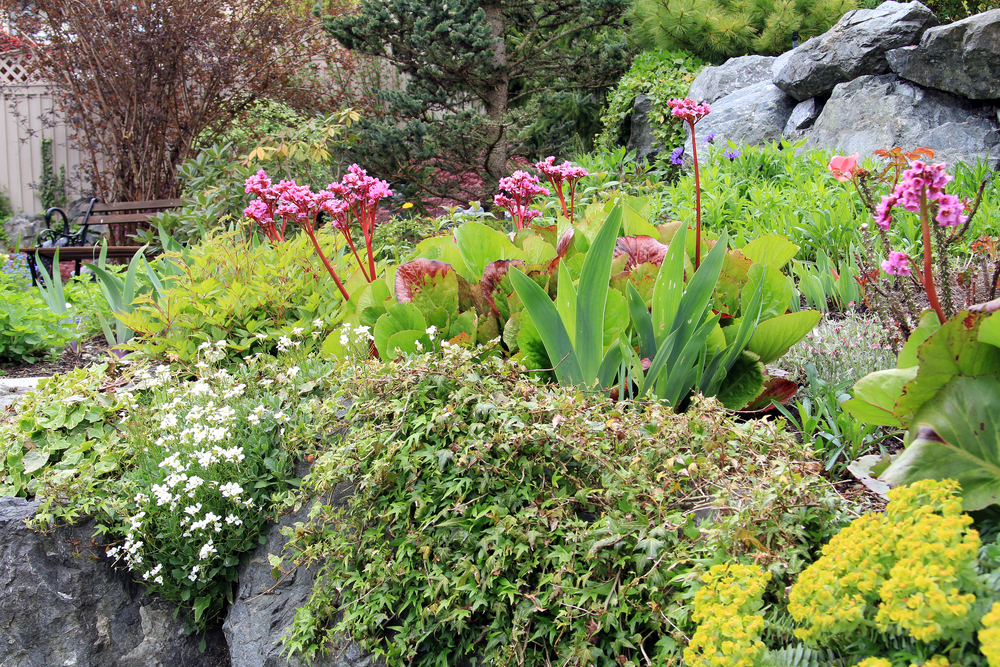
<box><xmin>0</xmin><ymin>336</ymin><xmax>111</xmax><ymax>379</ymax></box>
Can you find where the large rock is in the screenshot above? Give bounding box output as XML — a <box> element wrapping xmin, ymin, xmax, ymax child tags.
<box><xmin>688</xmin><ymin>55</ymin><xmax>776</xmax><ymax>105</ymax></box>
<box><xmin>2</xmin><ymin>212</ymin><xmax>44</xmax><ymax>248</ymax></box>
<box><xmin>0</xmin><ymin>496</ymin><xmax>229</xmax><ymax>667</ymax></box>
<box><xmin>773</xmin><ymin>1</ymin><xmax>939</xmax><ymax>101</ymax></box>
<box><xmin>804</xmin><ymin>74</ymin><xmax>1000</xmax><ymax>168</ymax></box>
<box><xmin>625</xmin><ymin>94</ymin><xmax>659</xmax><ymax>164</ymax></box>
<box><xmin>887</xmin><ymin>8</ymin><xmax>1000</xmax><ymax>100</ymax></box>
<box><xmin>224</xmin><ymin>474</ymin><xmax>378</xmax><ymax>667</ymax></box>
<box><xmin>783</xmin><ymin>98</ymin><xmax>825</xmax><ymax>140</ymax></box>
<box><xmin>685</xmin><ymin>81</ymin><xmax>797</xmax><ymax>155</ymax></box>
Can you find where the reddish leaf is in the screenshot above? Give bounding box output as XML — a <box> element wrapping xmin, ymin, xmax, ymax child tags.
<box><xmin>394</xmin><ymin>259</ymin><xmax>454</xmax><ymax>302</ymax></box>
<box><xmin>613</xmin><ymin>235</ymin><xmax>668</xmax><ymax>270</ymax></box>
<box><xmin>736</xmin><ymin>378</ymin><xmax>799</xmax><ymax>414</ymax></box>
<box><xmin>478</xmin><ymin>259</ymin><xmax>525</xmax><ymax>317</ymax></box>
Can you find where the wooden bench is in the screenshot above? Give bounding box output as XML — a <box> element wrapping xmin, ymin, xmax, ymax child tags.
<box><xmin>24</xmin><ymin>198</ymin><xmax>184</xmax><ymax>285</ymax></box>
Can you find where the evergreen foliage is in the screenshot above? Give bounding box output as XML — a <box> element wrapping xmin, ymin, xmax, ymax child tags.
<box><xmin>630</xmin><ymin>0</ymin><xmax>855</xmax><ymax>61</ymax></box>
<box><xmin>323</xmin><ymin>0</ymin><xmax>631</xmax><ymax>200</ymax></box>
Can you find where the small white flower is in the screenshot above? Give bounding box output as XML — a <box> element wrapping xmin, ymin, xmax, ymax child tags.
<box><xmin>287</xmin><ymin>366</ymin><xmax>300</xmax><ymax>378</ymax></box>
<box><xmin>291</xmin><ymin>327</ymin><xmax>305</xmax><ymax>337</ymax></box>
<box><xmin>312</xmin><ymin>318</ymin><xmax>324</xmax><ymax>329</ymax></box>
<box><xmin>220</xmin><ymin>482</ymin><xmax>244</xmax><ymax>499</ymax></box>
<box><xmin>188</xmin><ymin>565</ymin><xmax>201</xmax><ymax>581</ymax></box>
<box><xmin>255</xmin><ymin>332</ymin><xmax>268</xmax><ymax>340</ymax></box>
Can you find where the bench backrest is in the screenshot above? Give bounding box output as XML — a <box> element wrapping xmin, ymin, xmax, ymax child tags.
<box><xmin>79</xmin><ymin>199</ymin><xmax>186</xmax><ymax>245</ymax></box>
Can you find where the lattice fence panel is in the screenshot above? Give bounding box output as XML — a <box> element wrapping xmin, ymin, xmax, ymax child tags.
<box><xmin>0</xmin><ymin>54</ymin><xmax>36</xmax><ymax>85</ymax></box>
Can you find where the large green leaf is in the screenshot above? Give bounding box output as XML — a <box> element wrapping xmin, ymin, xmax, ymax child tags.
<box><xmin>740</xmin><ymin>235</ymin><xmax>799</xmax><ymax>268</ymax></box>
<box><xmin>454</xmin><ymin>221</ymin><xmax>526</xmax><ymax>280</ymax></box>
<box><xmin>510</xmin><ymin>267</ymin><xmax>584</xmax><ymax>386</ymax></box>
<box><xmin>394</xmin><ymin>259</ymin><xmax>459</xmax><ymax>316</ymax></box>
<box><xmin>897</xmin><ymin>310</ymin><xmax>942</xmax><ymax>369</ymax></box>
<box><xmin>895</xmin><ymin>311</ymin><xmax>1000</xmax><ymax>420</ymax></box>
<box><xmin>746</xmin><ymin>310</ymin><xmax>822</xmax><ymax>365</ymax></box>
<box><xmin>842</xmin><ymin>367</ymin><xmax>918</xmax><ymax>427</ymax></box>
<box><xmin>651</xmin><ymin>224</ymin><xmax>687</xmax><ymax>342</ymax></box>
<box><xmin>716</xmin><ymin>351</ymin><xmax>765</xmax><ymax>410</ymax></box>
<box><xmin>978</xmin><ymin>312</ymin><xmax>1000</xmax><ymax>349</ymax></box>
<box><xmin>883</xmin><ymin>375</ymin><xmax>1000</xmax><ymax>511</ymax></box>
<box><xmin>741</xmin><ymin>264</ymin><xmax>792</xmax><ymax>321</ymax></box>
<box><xmin>373</xmin><ymin>303</ymin><xmax>426</xmax><ymax>359</ymax></box>
<box><xmin>574</xmin><ymin>206</ymin><xmax>621</xmax><ymax>383</ymax></box>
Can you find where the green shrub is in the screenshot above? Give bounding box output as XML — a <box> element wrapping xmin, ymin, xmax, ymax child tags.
<box><xmin>120</xmin><ymin>231</ymin><xmax>344</xmax><ymax>364</ymax></box>
<box><xmin>924</xmin><ymin>0</ymin><xmax>1000</xmax><ymax>22</ymax></box>
<box><xmin>0</xmin><ymin>285</ymin><xmax>74</xmax><ymax>363</ymax></box>
<box><xmin>0</xmin><ymin>363</ymin><xmax>131</xmax><ymax>514</ymax></box>
<box><xmin>630</xmin><ymin>0</ymin><xmax>855</xmax><ymax>61</ymax></box>
<box><xmin>280</xmin><ymin>350</ymin><xmax>850</xmax><ymax>665</ymax></box>
<box><xmin>595</xmin><ymin>50</ymin><xmax>706</xmax><ymax>157</ymax></box>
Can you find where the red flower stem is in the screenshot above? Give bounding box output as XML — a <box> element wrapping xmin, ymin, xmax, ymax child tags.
<box><xmin>363</xmin><ymin>215</ymin><xmax>376</xmax><ymax>280</ymax></box>
<box><xmin>342</xmin><ymin>229</ymin><xmax>371</xmax><ymax>282</ymax></box>
<box><xmin>919</xmin><ymin>194</ymin><xmax>946</xmax><ymax>323</ymax></box>
<box><xmin>690</xmin><ymin>119</ymin><xmax>702</xmax><ymax>270</ymax></box>
<box><xmin>569</xmin><ymin>181</ymin><xmax>577</xmax><ymax>226</ymax></box>
<box><xmin>306</xmin><ymin>231</ymin><xmax>351</xmax><ymax>302</ymax></box>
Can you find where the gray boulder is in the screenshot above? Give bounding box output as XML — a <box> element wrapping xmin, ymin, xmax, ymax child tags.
<box><xmin>224</xmin><ymin>477</ymin><xmax>378</xmax><ymax>667</ymax></box>
<box><xmin>783</xmin><ymin>98</ymin><xmax>825</xmax><ymax>140</ymax></box>
<box><xmin>625</xmin><ymin>94</ymin><xmax>659</xmax><ymax>163</ymax></box>
<box><xmin>686</xmin><ymin>81</ymin><xmax>797</xmax><ymax>155</ymax></box>
<box><xmin>773</xmin><ymin>1</ymin><xmax>939</xmax><ymax>101</ymax></box>
<box><xmin>3</xmin><ymin>212</ymin><xmax>44</xmax><ymax>248</ymax></box>
<box><xmin>887</xmin><ymin>8</ymin><xmax>1000</xmax><ymax>100</ymax></box>
<box><xmin>804</xmin><ymin>74</ymin><xmax>1000</xmax><ymax>168</ymax></box>
<box><xmin>0</xmin><ymin>496</ymin><xmax>228</xmax><ymax>667</ymax></box>
<box><xmin>688</xmin><ymin>55</ymin><xmax>776</xmax><ymax>105</ymax></box>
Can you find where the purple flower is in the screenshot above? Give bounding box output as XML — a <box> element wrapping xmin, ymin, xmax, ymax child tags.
<box><xmin>723</xmin><ymin>148</ymin><xmax>741</xmax><ymax>161</ymax></box>
<box><xmin>670</xmin><ymin>146</ymin><xmax>685</xmax><ymax>165</ymax></box>
<box><xmin>705</xmin><ymin>132</ymin><xmax>716</xmax><ymax>144</ymax></box>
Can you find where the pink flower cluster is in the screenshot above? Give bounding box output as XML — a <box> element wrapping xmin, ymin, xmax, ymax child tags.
<box><xmin>874</xmin><ymin>161</ymin><xmax>967</xmax><ymax>230</ymax></box>
<box><xmin>494</xmin><ymin>170</ymin><xmax>549</xmax><ymax>230</ymax></box>
<box><xmin>881</xmin><ymin>250</ymin><xmax>911</xmax><ymax>276</ymax></box>
<box><xmin>666</xmin><ymin>98</ymin><xmax>711</xmax><ymax>125</ymax></box>
<box><xmin>535</xmin><ymin>156</ymin><xmax>589</xmax><ymax>223</ymax></box>
<box><xmin>243</xmin><ymin>165</ymin><xmax>393</xmax><ymax>300</ymax></box>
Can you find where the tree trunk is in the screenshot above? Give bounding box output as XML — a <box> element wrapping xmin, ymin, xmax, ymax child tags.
<box><xmin>481</xmin><ymin>0</ymin><xmax>509</xmax><ymax>193</ymax></box>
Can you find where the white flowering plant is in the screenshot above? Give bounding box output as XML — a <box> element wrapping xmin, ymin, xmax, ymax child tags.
<box><xmin>100</xmin><ymin>342</ymin><xmax>297</xmax><ymax>628</ymax></box>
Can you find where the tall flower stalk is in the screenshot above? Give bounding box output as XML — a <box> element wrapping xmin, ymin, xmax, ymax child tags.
<box><xmin>535</xmin><ymin>156</ymin><xmax>589</xmax><ymax>226</ymax></box>
<box><xmin>243</xmin><ymin>166</ymin><xmax>394</xmax><ymax>303</ymax></box>
<box><xmin>667</xmin><ymin>98</ymin><xmax>711</xmax><ymax>269</ymax></box>
<box><xmin>874</xmin><ymin>161</ymin><xmax>968</xmax><ymax>324</ymax></box>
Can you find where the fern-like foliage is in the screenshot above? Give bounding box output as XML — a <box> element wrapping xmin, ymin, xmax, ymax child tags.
<box><xmin>630</xmin><ymin>0</ymin><xmax>855</xmax><ymax>61</ymax></box>
<box><xmin>768</xmin><ymin>644</ymin><xmax>847</xmax><ymax>667</ymax></box>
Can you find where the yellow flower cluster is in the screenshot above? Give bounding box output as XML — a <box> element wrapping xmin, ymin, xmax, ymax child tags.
<box><xmin>981</xmin><ymin>601</ymin><xmax>1000</xmax><ymax>667</ymax></box>
<box><xmin>789</xmin><ymin>480</ymin><xmax>981</xmax><ymax>644</ymax></box>
<box><xmin>852</xmin><ymin>659</ymin><xmax>892</xmax><ymax>667</ymax></box>
<box><xmin>911</xmin><ymin>656</ymin><xmax>950</xmax><ymax>667</ymax></box>
<box><xmin>684</xmin><ymin>564</ymin><xmax>772</xmax><ymax>667</ymax></box>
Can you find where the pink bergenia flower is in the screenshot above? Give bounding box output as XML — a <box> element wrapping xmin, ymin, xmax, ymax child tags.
<box><xmin>828</xmin><ymin>153</ymin><xmax>859</xmax><ymax>182</ymax></box>
<box><xmin>494</xmin><ymin>170</ymin><xmax>549</xmax><ymax>230</ymax></box>
<box><xmin>872</xmin><ymin>161</ymin><xmax>963</xmax><ymax>230</ymax></box>
<box><xmin>666</xmin><ymin>98</ymin><xmax>711</xmax><ymax>125</ymax></box>
<box><xmin>881</xmin><ymin>251</ymin><xmax>911</xmax><ymax>276</ymax></box>
<box><xmin>244</xmin><ymin>169</ymin><xmax>272</xmax><ymax>196</ymax></box>
<box><xmin>326</xmin><ymin>164</ymin><xmax>393</xmax><ymax>282</ymax></box>
<box><xmin>534</xmin><ymin>156</ymin><xmax>589</xmax><ymax>222</ymax></box>
<box><xmin>934</xmin><ymin>193</ymin><xmax>968</xmax><ymax>228</ymax></box>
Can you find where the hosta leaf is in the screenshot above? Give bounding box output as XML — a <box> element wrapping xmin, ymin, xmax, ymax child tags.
<box><xmin>746</xmin><ymin>310</ymin><xmax>821</xmax><ymax>365</ymax></box>
<box><xmin>740</xmin><ymin>235</ymin><xmax>799</xmax><ymax>268</ymax></box>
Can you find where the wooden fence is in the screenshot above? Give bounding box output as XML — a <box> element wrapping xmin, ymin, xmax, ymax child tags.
<box><xmin>0</xmin><ymin>53</ymin><xmax>85</xmax><ymax>214</ymax></box>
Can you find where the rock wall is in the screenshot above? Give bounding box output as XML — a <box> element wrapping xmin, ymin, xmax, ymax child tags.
<box><xmin>0</xmin><ymin>497</ymin><xmax>230</xmax><ymax>667</ymax></box>
<box><xmin>0</xmin><ymin>483</ymin><xmax>378</xmax><ymax>667</ymax></box>
<box><xmin>630</xmin><ymin>1</ymin><xmax>1000</xmax><ymax>166</ymax></box>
